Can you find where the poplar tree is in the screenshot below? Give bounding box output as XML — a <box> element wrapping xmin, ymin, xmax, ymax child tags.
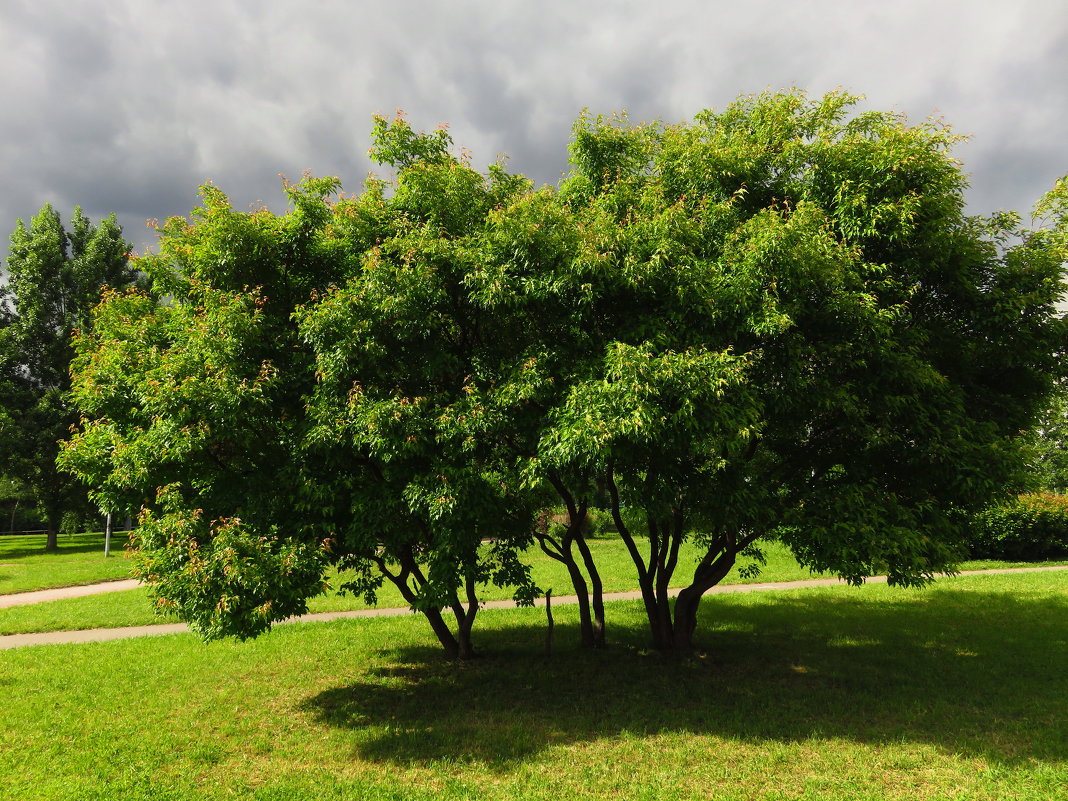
<box><xmin>0</xmin><ymin>205</ymin><xmax>133</xmax><ymax>549</ymax></box>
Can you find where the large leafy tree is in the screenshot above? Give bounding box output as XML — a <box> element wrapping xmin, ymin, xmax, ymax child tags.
<box><xmin>62</xmin><ymin>91</ymin><xmax>1067</xmax><ymax>658</ymax></box>
<box><xmin>62</xmin><ymin>125</ymin><xmax>540</xmax><ymax>658</ymax></box>
<box><xmin>1019</xmin><ymin>180</ymin><xmax>1068</xmax><ymax>492</ymax></box>
<box><xmin>524</xmin><ymin>92</ymin><xmax>1067</xmax><ymax>650</ymax></box>
<box><xmin>0</xmin><ymin>205</ymin><xmax>133</xmax><ymax>550</ymax></box>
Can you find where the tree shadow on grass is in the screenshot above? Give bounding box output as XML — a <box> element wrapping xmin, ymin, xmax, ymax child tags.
<box><xmin>303</xmin><ymin>587</ymin><xmax>1068</xmax><ymax>769</ymax></box>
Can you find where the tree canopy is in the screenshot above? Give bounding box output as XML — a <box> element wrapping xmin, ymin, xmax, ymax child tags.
<box><xmin>61</xmin><ymin>90</ymin><xmax>1068</xmax><ymax>656</ymax></box>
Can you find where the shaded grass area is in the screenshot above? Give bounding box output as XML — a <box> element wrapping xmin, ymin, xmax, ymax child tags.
<box><xmin>0</xmin><ymin>532</ymin><xmax>134</xmax><ymax>595</ymax></box>
<box><xmin>0</xmin><ymin>572</ymin><xmax>1065</xmax><ymax>800</ymax></box>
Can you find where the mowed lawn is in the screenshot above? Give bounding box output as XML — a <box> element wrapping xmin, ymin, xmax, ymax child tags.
<box><xmin>0</xmin><ymin>570</ymin><xmax>1065</xmax><ymax>800</ymax></box>
<box><xmin>0</xmin><ymin>537</ymin><xmax>812</xmax><ymax>634</ymax></box>
<box><xmin>0</xmin><ymin>531</ymin><xmax>134</xmax><ymax>595</ymax></box>
<box><xmin>1</xmin><ymin>535</ymin><xmax>1066</xmax><ymax>636</ymax></box>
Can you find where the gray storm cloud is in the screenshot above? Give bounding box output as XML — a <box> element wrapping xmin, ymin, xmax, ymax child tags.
<box><xmin>1</xmin><ymin>0</ymin><xmax>1065</xmax><ymax>259</ymax></box>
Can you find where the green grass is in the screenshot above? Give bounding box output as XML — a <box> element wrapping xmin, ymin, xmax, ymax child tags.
<box><xmin>1</xmin><ymin>538</ymin><xmax>1065</xmax><ymax>637</ymax></box>
<box><xmin>0</xmin><ymin>531</ymin><xmax>134</xmax><ymax>595</ymax></box>
<box><xmin>0</xmin><ymin>571</ymin><xmax>1065</xmax><ymax>800</ymax></box>
<box><xmin>0</xmin><ymin>540</ymin><xmax>836</xmax><ymax>635</ymax></box>
<box><xmin>0</xmin><ymin>538</ymin><xmax>790</xmax><ymax>635</ymax></box>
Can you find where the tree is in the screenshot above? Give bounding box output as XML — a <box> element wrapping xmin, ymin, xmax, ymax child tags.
<box><xmin>62</xmin><ymin>91</ymin><xmax>1067</xmax><ymax>658</ymax></box>
<box><xmin>62</xmin><ymin>130</ymin><xmax>539</xmax><ymax>658</ymax></box>
<box><xmin>0</xmin><ymin>205</ymin><xmax>134</xmax><ymax>550</ymax></box>
<box><xmin>1019</xmin><ymin>179</ymin><xmax>1068</xmax><ymax>492</ymax></box>
<box><xmin>522</xmin><ymin>92</ymin><xmax>1067</xmax><ymax>650</ymax></box>
<box><xmin>1022</xmin><ymin>380</ymin><xmax>1068</xmax><ymax>492</ymax></box>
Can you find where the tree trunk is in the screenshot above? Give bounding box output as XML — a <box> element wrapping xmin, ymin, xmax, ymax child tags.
<box><xmin>591</xmin><ymin>588</ymin><xmax>606</xmax><ymax>648</ymax></box>
<box><xmin>374</xmin><ymin>555</ymin><xmax>468</xmax><ymax>660</ymax></box>
<box><xmin>44</xmin><ymin>509</ymin><xmax>60</xmax><ymax>552</ymax></box>
<box><xmin>653</xmin><ymin>532</ymin><xmax>676</xmax><ymax>649</ymax></box>
<box><xmin>543</xmin><ymin>473</ymin><xmax>602</xmax><ymax>648</ymax></box>
<box><xmin>536</xmin><ymin>534</ymin><xmax>596</xmax><ymax>648</ymax></box>
<box><xmin>422</xmin><ymin>607</ymin><xmax>461</xmax><ymax>660</ymax></box>
<box><xmin>638</xmin><ymin>573</ymin><xmax>669</xmax><ymax>649</ymax></box>
<box><xmin>668</xmin><ymin>550</ymin><xmax>738</xmax><ymax>652</ymax></box>
<box><xmin>573</xmin><ymin>536</ymin><xmax>605</xmax><ymax>647</ymax></box>
<box><xmin>453</xmin><ymin>576</ymin><xmax>479</xmax><ymax>660</ymax></box>
<box><xmin>671</xmin><ymin>585</ymin><xmax>703</xmax><ymax>652</ymax></box>
<box><xmin>566</xmin><ymin>560</ymin><xmax>596</xmax><ymax>647</ymax></box>
<box><xmin>456</xmin><ymin>619</ymin><xmax>476</xmax><ymax>660</ymax></box>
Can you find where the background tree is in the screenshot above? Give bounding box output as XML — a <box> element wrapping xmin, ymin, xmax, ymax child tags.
<box><xmin>1021</xmin><ymin>178</ymin><xmax>1068</xmax><ymax>492</ymax></box>
<box><xmin>1023</xmin><ymin>381</ymin><xmax>1068</xmax><ymax>492</ymax></box>
<box><xmin>0</xmin><ymin>205</ymin><xmax>133</xmax><ymax>550</ymax></box>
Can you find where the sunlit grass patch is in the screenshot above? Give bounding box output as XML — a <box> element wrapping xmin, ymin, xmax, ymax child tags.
<box><xmin>0</xmin><ymin>531</ymin><xmax>134</xmax><ymax>595</ymax></box>
<box><xmin>1</xmin><ymin>538</ymin><xmax>1065</xmax><ymax>638</ymax></box>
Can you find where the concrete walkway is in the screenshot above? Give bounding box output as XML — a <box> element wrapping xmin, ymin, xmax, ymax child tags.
<box><xmin>0</xmin><ymin>564</ymin><xmax>1065</xmax><ymax>651</ymax></box>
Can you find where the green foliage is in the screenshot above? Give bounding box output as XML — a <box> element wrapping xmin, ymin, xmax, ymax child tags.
<box><xmin>0</xmin><ymin>205</ymin><xmax>134</xmax><ymax>549</ymax></box>
<box><xmin>60</xmin><ymin>89</ymin><xmax>1068</xmax><ymax>656</ymax></box>
<box><xmin>61</xmin><ymin>122</ymin><xmax>541</xmax><ymax>655</ymax></box>
<box><xmin>968</xmin><ymin>493</ymin><xmax>1068</xmax><ymax>560</ymax></box>
<box><xmin>61</xmin><ymin>179</ymin><xmax>353</xmax><ymax>639</ymax></box>
<box><xmin>529</xmin><ymin>89</ymin><xmax>1067</xmax><ymax>647</ymax></box>
<box><xmin>134</xmin><ymin>485</ymin><xmax>328</xmax><ymax>640</ymax></box>
<box><xmin>1023</xmin><ymin>380</ymin><xmax>1068</xmax><ymax>493</ymax></box>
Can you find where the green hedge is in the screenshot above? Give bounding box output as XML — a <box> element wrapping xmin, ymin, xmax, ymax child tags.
<box><xmin>968</xmin><ymin>493</ymin><xmax>1068</xmax><ymax>560</ymax></box>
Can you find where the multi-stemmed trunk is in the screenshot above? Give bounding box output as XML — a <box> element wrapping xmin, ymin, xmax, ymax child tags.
<box><xmin>605</xmin><ymin>468</ymin><xmax>757</xmax><ymax>653</ymax></box>
<box><xmin>536</xmin><ymin>533</ymin><xmax>606</xmax><ymax>648</ymax></box>
<box><xmin>668</xmin><ymin>550</ymin><xmax>739</xmax><ymax>651</ymax></box>
<box><xmin>624</xmin><ymin>532</ymin><xmax>744</xmax><ymax>653</ymax></box>
<box><xmin>370</xmin><ymin>550</ymin><xmax>480</xmax><ymax>660</ymax></box>
<box><xmin>416</xmin><ymin>594</ymin><xmax>477</xmax><ymax>660</ymax></box>
<box><xmin>546</xmin><ymin>538</ymin><xmax>605</xmax><ymax>648</ymax></box>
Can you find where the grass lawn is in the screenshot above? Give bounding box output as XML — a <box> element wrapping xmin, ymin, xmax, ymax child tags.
<box><xmin>1</xmin><ymin>537</ymin><xmax>1066</xmax><ymax>636</ymax></box>
<box><xmin>0</xmin><ymin>531</ymin><xmax>764</xmax><ymax>598</ymax></box>
<box><xmin>0</xmin><ymin>537</ymin><xmax>796</xmax><ymax>634</ymax></box>
<box><xmin>0</xmin><ymin>531</ymin><xmax>134</xmax><ymax>595</ymax></box>
<box><xmin>0</xmin><ymin>570</ymin><xmax>1064</xmax><ymax>800</ymax></box>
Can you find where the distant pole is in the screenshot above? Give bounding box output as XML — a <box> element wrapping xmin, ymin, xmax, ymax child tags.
<box><xmin>104</xmin><ymin>513</ymin><xmax>112</xmax><ymax>558</ymax></box>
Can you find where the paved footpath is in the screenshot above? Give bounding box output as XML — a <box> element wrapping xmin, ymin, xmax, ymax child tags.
<box><xmin>0</xmin><ymin>565</ymin><xmax>1065</xmax><ymax>651</ymax></box>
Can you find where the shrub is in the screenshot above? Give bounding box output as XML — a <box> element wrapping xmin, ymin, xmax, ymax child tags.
<box><xmin>584</xmin><ymin>508</ymin><xmax>617</xmax><ymax>538</ymax></box>
<box><xmin>968</xmin><ymin>493</ymin><xmax>1068</xmax><ymax>560</ymax></box>
<box><xmin>543</xmin><ymin>507</ymin><xmax>616</xmax><ymax>539</ymax></box>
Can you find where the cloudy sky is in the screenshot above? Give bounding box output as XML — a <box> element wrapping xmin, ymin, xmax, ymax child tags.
<box><xmin>1</xmin><ymin>0</ymin><xmax>1065</xmax><ymax>260</ymax></box>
